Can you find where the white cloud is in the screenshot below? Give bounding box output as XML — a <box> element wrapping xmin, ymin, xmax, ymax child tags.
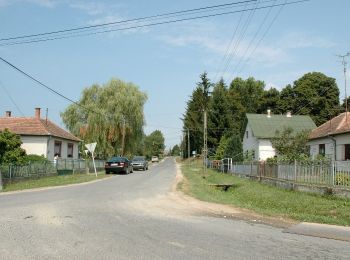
<box><xmin>26</xmin><ymin>0</ymin><xmax>57</xmax><ymax>8</ymax></box>
<box><xmin>279</xmin><ymin>32</ymin><xmax>336</xmax><ymax>49</ymax></box>
<box><xmin>0</xmin><ymin>0</ymin><xmax>57</xmax><ymax>8</ymax></box>
<box><xmin>69</xmin><ymin>1</ymin><xmax>108</xmax><ymax>16</ymax></box>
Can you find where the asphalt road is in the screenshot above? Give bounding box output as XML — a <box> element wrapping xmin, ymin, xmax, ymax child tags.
<box><xmin>0</xmin><ymin>157</ymin><xmax>349</xmax><ymax>259</ymax></box>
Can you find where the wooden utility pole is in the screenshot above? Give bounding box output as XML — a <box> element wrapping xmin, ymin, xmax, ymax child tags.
<box><xmin>203</xmin><ymin>109</ymin><xmax>208</xmax><ymax>172</ymax></box>
<box><xmin>187</xmin><ymin>128</ymin><xmax>190</xmax><ymax>159</ymax></box>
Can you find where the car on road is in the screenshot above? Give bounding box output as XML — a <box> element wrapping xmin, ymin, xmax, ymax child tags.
<box><xmin>151</xmin><ymin>156</ymin><xmax>159</xmax><ymax>163</ymax></box>
<box><xmin>105</xmin><ymin>156</ymin><xmax>133</xmax><ymax>174</ymax></box>
<box><xmin>131</xmin><ymin>156</ymin><xmax>148</xmax><ymax>171</ymax></box>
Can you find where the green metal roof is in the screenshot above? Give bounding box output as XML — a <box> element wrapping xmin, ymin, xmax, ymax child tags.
<box><xmin>246</xmin><ymin>113</ymin><xmax>316</xmax><ymax>138</ymax></box>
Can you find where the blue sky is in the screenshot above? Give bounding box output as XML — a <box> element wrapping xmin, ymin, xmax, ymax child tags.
<box><xmin>0</xmin><ymin>0</ymin><xmax>349</xmax><ymax>149</ymax></box>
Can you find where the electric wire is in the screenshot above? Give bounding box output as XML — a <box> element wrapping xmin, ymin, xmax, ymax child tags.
<box><xmin>219</xmin><ymin>0</ymin><xmax>260</xmax><ymax>83</ymax></box>
<box><xmin>230</xmin><ymin>0</ymin><xmax>277</xmax><ymax>78</ymax></box>
<box><xmin>212</xmin><ymin>0</ymin><xmax>252</xmax><ymax>83</ymax></box>
<box><xmin>235</xmin><ymin>0</ymin><xmax>287</xmax><ymax>76</ymax></box>
<box><xmin>0</xmin><ymin>0</ymin><xmax>256</xmax><ymax>42</ymax></box>
<box><xmin>0</xmin><ymin>0</ymin><xmax>310</xmax><ymax>46</ymax></box>
<box><xmin>0</xmin><ymin>80</ymin><xmax>25</xmax><ymax>116</ymax></box>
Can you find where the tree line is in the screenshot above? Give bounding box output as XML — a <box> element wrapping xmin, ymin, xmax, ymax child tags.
<box><xmin>182</xmin><ymin>71</ymin><xmax>343</xmax><ymax>160</ymax></box>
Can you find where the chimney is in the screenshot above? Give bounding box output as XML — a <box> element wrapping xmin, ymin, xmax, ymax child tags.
<box><xmin>267</xmin><ymin>109</ymin><xmax>271</xmax><ymax>118</ymax></box>
<box><xmin>35</xmin><ymin>107</ymin><xmax>41</xmax><ymax>119</ymax></box>
<box><xmin>286</xmin><ymin>111</ymin><xmax>292</xmax><ymax>118</ymax></box>
<box><xmin>5</xmin><ymin>111</ymin><xmax>11</xmax><ymax>117</ymax></box>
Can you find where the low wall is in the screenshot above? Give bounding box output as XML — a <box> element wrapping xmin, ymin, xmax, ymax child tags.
<box><xmin>246</xmin><ymin>175</ymin><xmax>350</xmax><ymax>199</ymax></box>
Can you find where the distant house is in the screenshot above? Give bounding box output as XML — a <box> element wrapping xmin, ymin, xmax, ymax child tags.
<box><xmin>243</xmin><ymin>111</ymin><xmax>316</xmax><ymax>161</ymax></box>
<box><xmin>308</xmin><ymin>112</ymin><xmax>350</xmax><ymax>161</ymax></box>
<box><xmin>0</xmin><ymin>108</ymin><xmax>81</xmax><ymax>161</ymax></box>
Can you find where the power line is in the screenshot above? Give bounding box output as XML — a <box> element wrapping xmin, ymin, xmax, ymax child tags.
<box><xmin>0</xmin><ymin>0</ymin><xmax>310</xmax><ymax>46</ymax></box>
<box><xmin>235</xmin><ymin>0</ymin><xmax>286</xmax><ymax>76</ymax></box>
<box><xmin>230</xmin><ymin>0</ymin><xmax>278</xmax><ymax>78</ymax></box>
<box><xmin>0</xmin><ymin>0</ymin><xmax>256</xmax><ymax>42</ymax></box>
<box><xmin>219</xmin><ymin>0</ymin><xmax>260</xmax><ymax>83</ymax></box>
<box><xmin>0</xmin><ymin>80</ymin><xmax>25</xmax><ymax>116</ymax></box>
<box><xmin>213</xmin><ymin>0</ymin><xmax>252</xmax><ymax>83</ymax></box>
<box><xmin>0</xmin><ymin>56</ymin><xmax>98</xmax><ymax>115</ymax></box>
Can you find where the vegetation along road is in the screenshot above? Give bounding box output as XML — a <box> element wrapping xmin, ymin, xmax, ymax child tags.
<box><xmin>0</xmin><ymin>157</ymin><xmax>349</xmax><ymax>259</ymax></box>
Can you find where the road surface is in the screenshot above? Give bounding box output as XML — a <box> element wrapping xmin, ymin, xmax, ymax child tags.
<box><xmin>0</xmin><ymin>157</ymin><xmax>349</xmax><ymax>259</ymax></box>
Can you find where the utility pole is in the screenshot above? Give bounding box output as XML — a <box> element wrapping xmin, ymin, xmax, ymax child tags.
<box><xmin>337</xmin><ymin>52</ymin><xmax>350</xmax><ymax>121</ymax></box>
<box><xmin>121</xmin><ymin>115</ymin><xmax>126</xmax><ymax>156</ymax></box>
<box><xmin>203</xmin><ymin>109</ymin><xmax>208</xmax><ymax>173</ymax></box>
<box><xmin>187</xmin><ymin>128</ymin><xmax>190</xmax><ymax>159</ymax></box>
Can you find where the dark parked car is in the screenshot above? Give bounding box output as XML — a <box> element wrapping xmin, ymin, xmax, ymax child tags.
<box><xmin>105</xmin><ymin>156</ymin><xmax>133</xmax><ymax>174</ymax></box>
<box><xmin>131</xmin><ymin>156</ymin><xmax>148</xmax><ymax>171</ymax></box>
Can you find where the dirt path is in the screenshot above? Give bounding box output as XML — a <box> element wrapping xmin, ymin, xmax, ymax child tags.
<box><xmin>125</xmin><ymin>162</ymin><xmax>297</xmax><ymax>228</ymax></box>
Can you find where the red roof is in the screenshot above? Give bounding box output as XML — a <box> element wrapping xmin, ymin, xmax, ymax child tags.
<box><xmin>0</xmin><ymin>116</ymin><xmax>81</xmax><ymax>142</ymax></box>
<box><xmin>309</xmin><ymin>112</ymin><xmax>350</xmax><ymax>140</ymax></box>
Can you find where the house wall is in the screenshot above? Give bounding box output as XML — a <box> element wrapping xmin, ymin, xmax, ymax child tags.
<box><xmin>20</xmin><ymin>136</ymin><xmax>48</xmax><ymax>157</ymax></box>
<box><xmin>305</xmin><ymin>133</ymin><xmax>350</xmax><ymax>161</ymax></box>
<box><xmin>258</xmin><ymin>139</ymin><xmax>275</xmax><ymax>161</ymax></box>
<box><xmin>21</xmin><ymin>136</ymin><xmax>79</xmax><ymax>161</ymax></box>
<box><xmin>243</xmin><ymin>125</ymin><xmax>258</xmax><ymax>160</ymax></box>
<box><xmin>48</xmin><ymin>137</ymin><xmax>79</xmax><ymax>161</ymax></box>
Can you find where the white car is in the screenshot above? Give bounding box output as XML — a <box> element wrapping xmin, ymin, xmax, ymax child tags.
<box><xmin>151</xmin><ymin>156</ymin><xmax>159</xmax><ymax>163</ymax></box>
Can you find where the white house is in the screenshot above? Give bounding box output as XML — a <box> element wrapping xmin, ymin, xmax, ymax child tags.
<box><xmin>308</xmin><ymin>112</ymin><xmax>350</xmax><ymax>161</ymax></box>
<box><xmin>243</xmin><ymin>111</ymin><xmax>316</xmax><ymax>161</ymax></box>
<box><xmin>0</xmin><ymin>108</ymin><xmax>81</xmax><ymax>161</ymax></box>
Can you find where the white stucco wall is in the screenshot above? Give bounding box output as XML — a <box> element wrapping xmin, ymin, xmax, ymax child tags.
<box><xmin>243</xmin><ymin>125</ymin><xmax>258</xmax><ymax>160</ymax></box>
<box><xmin>258</xmin><ymin>139</ymin><xmax>275</xmax><ymax>161</ymax></box>
<box><xmin>21</xmin><ymin>135</ymin><xmax>80</xmax><ymax>161</ymax></box>
<box><xmin>20</xmin><ymin>136</ymin><xmax>48</xmax><ymax>157</ymax></box>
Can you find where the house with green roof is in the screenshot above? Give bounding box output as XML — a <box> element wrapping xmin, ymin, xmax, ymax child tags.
<box><xmin>243</xmin><ymin>111</ymin><xmax>316</xmax><ymax>161</ymax></box>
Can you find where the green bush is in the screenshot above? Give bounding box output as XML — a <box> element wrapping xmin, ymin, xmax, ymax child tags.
<box><xmin>23</xmin><ymin>154</ymin><xmax>49</xmax><ymax>163</ymax></box>
<box><xmin>336</xmin><ymin>173</ymin><xmax>350</xmax><ymax>186</ymax></box>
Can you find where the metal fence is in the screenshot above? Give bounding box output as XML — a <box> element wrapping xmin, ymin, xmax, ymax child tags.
<box><xmin>230</xmin><ymin>159</ymin><xmax>350</xmax><ymax>187</ymax></box>
<box><xmin>212</xmin><ymin>159</ymin><xmax>350</xmax><ymax>188</ymax></box>
<box><xmin>0</xmin><ymin>159</ymin><xmax>106</xmax><ymax>182</ymax></box>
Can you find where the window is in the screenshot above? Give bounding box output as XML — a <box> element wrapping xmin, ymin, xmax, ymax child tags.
<box><xmin>54</xmin><ymin>141</ymin><xmax>62</xmax><ymax>157</ymax></box>
<box><xmin>319</xmin><ymin>144</ymin><xmax>325</xmax><ymax>156</ymax></box>
<box><xmin>67</xmin><ymin>143</ymin><xmax>74</xmax><ymax>158</ymax></box>
<box><xmin>345</xmin><ymin>144</ymin><xmax>350</xmax><ymax>160</ymax></box>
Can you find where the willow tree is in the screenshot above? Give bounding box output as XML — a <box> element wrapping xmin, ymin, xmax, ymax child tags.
<box><xmin>61</xmin><ymin>78</ymin><xmax>147</xmax><ymax>158</ymax></box>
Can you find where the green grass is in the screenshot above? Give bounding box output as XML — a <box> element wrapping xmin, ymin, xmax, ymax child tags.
<box><xmin>2</xmin><ymin>172</ymin><xmax>109</xmax><ymax>192</ymax></box>
<box><xmin>180</xmin><ymin>161</ymin><xmax>350</xmax><ymax>226</ymax></box>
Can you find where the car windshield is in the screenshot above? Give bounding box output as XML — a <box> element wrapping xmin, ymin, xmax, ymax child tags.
<box><xmin>107</xmin><ymin>157</ymin><xmax>126</xmax><ymax>163</ymax></box>
<box><xmin>132</xmin><ymin>156</ymin><xmax>145</xmax><ymax>161</ymax></box>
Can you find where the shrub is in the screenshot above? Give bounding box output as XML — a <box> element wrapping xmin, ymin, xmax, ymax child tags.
<box><xmin>336</xmin><ymin>173</ymin><xmax>350</xmax><ymax>186</ymax></box>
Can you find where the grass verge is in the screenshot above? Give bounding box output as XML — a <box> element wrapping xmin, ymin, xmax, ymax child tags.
<box><xmin>1</xmin><ymin>172</ymin><xmax>109</xmax><ymax>192</ymax></box>
<box><xmin>180</xmin><ymin>160</ymin><xmax>350</xmax><ymax>226</ymax></box>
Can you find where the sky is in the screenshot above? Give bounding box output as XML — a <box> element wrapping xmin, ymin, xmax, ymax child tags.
<box><xmin>0</xmin><ymin>0</ymin><xmax>349</xmax><ymax>150</ymax></box>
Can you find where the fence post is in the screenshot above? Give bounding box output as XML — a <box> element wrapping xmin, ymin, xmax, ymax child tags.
<box><xmin>332</xmin><ymin>161</ymin><xmax>335</xmax><ymax>186</ymax></box>
<box><xmin>294</xmin><ymin>160</ymin><xmax>297</xmax><ymax>183</ymax></box>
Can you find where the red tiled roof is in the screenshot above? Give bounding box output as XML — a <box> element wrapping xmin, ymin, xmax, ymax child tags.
<box><xmin>309</xmin><ymin>112</ymin><xmax>350</xmax><ymax>139</ymax></box>
<box><xmin>0</xmin><ymin>116</ymin><xmax>81</xmax><ymax>142</ymax></box>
